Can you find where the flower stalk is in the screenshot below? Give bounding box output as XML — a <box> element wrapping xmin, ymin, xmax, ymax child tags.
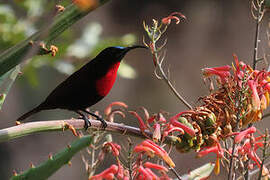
<box><xmin>143</xmin><ymin>13</ymin><xmax>193</xmax><ymax>110</ymax></box>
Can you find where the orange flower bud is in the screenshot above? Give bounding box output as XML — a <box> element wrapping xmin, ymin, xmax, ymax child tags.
<box><xmin>73</xmin><ymin>0</ymin><xmax>98</xmax><ymax>11</ymax></box>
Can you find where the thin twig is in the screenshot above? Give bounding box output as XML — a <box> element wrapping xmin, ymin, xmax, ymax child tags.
<box><xmin>228</xmin><ymin>91</ymin><xmax>243</xmax><ymax>180</ymax></box>
<box><xmin>258</xmin><ymin>129</ymin><xmax>268</xmax><ymax>179</ymax></box>
<box><xmin>245</xmin><ymin>1</ymin><xmax>264</xmax><ymax>179</ymax></box>
<box><xmin>152</xmin><ymin>45</ymin><xmax>193</xmax><ymax>110</ymax></box>
<box><xmin>127</xmin><ymin>138</ymin><xmax>133</xmax><ymax>179</ymax></box>
<box><xmin>252</xmin><ymin>0</ymin><xmax>263</xmax><ymax>70</ymax></box>
<box><xmin>228</xmin><ymin>140</ymin><xmax>236</xmax><ymax>180</ymax></box>
<box><xmin>169</xmin><ymin>167</ymin><xmax>182</xmax><ymax>180</ymax></box>
<box><xmin>157</xmin><ymin>62</ymin><xmax>193</xmax><ymax>110</ymax></box>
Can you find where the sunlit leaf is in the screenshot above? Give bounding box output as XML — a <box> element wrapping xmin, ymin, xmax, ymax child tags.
<box><xmin>0</xmin><ymin>65</ymin><xmax>20</xmax><ymax>109</ymax></box>
<box><xmin>181</xmin><ymin>163</ymin><xmax>215</xmax><ymax>180</ymax></box>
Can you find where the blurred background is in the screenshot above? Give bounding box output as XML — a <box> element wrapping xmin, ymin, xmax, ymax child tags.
<box><xmin>0</xmin><ymin>0</ymin><xmax>269</xmax><ymax>179</ymax></box>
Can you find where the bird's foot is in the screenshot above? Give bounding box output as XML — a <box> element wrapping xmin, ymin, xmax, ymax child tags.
<box><xmin>79</xmin><ymin>114</ymin><xmax>91</xmax><ymax>130</ymax></box>
<box><xmin>82</xmin><ymin>110</ymin><xmax>107</xmax><ymax>129</ymax></box>
<box><xmin>96</xmin><ymin>116</ymin><xmax>107</xmax><ymax>129</ymax></box>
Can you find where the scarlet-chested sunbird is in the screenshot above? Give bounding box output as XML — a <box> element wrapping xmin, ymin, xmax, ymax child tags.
<box><xmin>16</xmin><ymin>45</ymin><xmax>147</xmax><ymax>128</ymax></box>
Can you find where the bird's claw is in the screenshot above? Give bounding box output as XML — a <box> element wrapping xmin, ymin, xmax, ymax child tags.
<box><xmin>98</xmin><ymin>117</ymin><xmax>107</xmax><ymax>129</ymax></box>
<box><xmin>78</xmin><ymin>110</ymin><xmax>107</xmax><ymax>129</ymax></box>
<box><xmin>79</xmin><ymin>115</ymin><xmax>91</xmax><ymax>130</ymax></box>
<box><xmin>84</xmin><ymin>118</ymin><xmax>91</xmax><ymax>130</ymax></box>
<box><xmin>87</xmin><ymin>112</ymin><xmax>107</xmax><ymax>129</ymax></box>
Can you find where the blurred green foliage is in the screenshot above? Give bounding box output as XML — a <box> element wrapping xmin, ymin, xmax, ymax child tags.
<box><xmin>0</xmin><ymin>0</ymin><xmax>137</xmax><ymax>95</ymax></box>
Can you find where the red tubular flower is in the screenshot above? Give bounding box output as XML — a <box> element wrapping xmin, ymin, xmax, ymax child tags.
<box><xmin>162</xmin><ymin>126</ymin><xmax>184</xmax><ymax>141</ymax></box>
<box><xmin>129</xmin><ymin>111</ymin><xmax>147</xmax><ymax>132</ymax></box>
<box><xmin>104</xmin><ymin>142</ymin><xmax>121</xmax><ymax>156</ymax></box>
<box><xmin>235</xmin><ymin>137</ymin><xmax>266</xmax><ymax>170</ymax></box>
<box><xmin>104</xmin><ymin>101</ymin><xmax>128</xmax><ymax>116</ymax></box>
<box><xmin>144</xmin><ymin>162</ymin><xmax>168</xmax><ymax>172</ymax></box>
<box><xmin>261</xmin><ymin>79</ymin><xmax>270</xmax><ymax>92</ymax></box>
<box><xmin>145</xmin><ymin>168</ymin><xmax>159</xmax><ymax>179</ymax></box>
<box><xmin>242</xmin><ymin>140</ymin><xmax>262</xmax><ymax>168</ymax></box>
<box><xmin>140</xmin><ymin>107</ymin><xmax>150</xmax><ymax>121</ymax></box>
<box><xmin>202</xmin><ymin>65</ymin><xmax>231</xmax><ymax>83</ymax></box>
<box><xmin>207</xmin><ymin>65</ymin><xmax>231</xmax><ymax>71</ymax></box>
<box><xmin>89</xmin><ymin>164</ymin><xmax>118</xmax><ymax>180</ymax></box>
<box><xmin>142</xmin><ymin>140</ymin><xmax>167</xmax><ymax>154</ymax></box>
<box><xmin>197</xmin><ymin>145</ymin><xmax>223</xmax><ymax>158</ymax></box>
<box><xmin>103</xmin><ymin>174</ymin><xmax>114</xmax><ymax>180</ymax></box>
<box><xmin>147</xmin><ymin>115</ymin><xmax>156</xmax><ymax>124</ymax></box>
<box><xmin>162</xmin><ymin>12</ymin><xmax>186</xmax><ymax>25</ymax></box>
<box><xmin>234</xmin><ymin>126</ymin><xmax>256</xmax><ymax>144</ymax></box>
<box><xmin>265</xmin><ymin>91</ymin><xmax>270</xmax><ymax>106</ymax></box>
<box><xmin>158</xmin><ymin>113</ymin><xmax>167</xmax><ymax>123</ymax></box>
<box><xmin>136</xmin><ymin>140</ymin><xmax>175</xmax><ymax>168</ymax></box>
<box><xmin>260</xmin><ymin>94</ymin><xmax>267</xmax><ymax>110</ymax></box>
<box><xmin>164</xmin><ymin>126</ymin><xmax>184</xmax><ymax>136</ymax></box>
<box><xmin>133</xmin><ymin>145</ymin><xmax>155</xmax><ymax>157</ymax></box>
<box><xmin>137</xmin><ymin>166</ymin><xmax>152</xmax><ymax>179</ymax></box>
<box><xmin>170</xmin><ymin>112</ymin><xmax>196</xmax><ymax>137</ymax></box>
<box><xmin>159</xmin><ymin>174</ymin><xmax>172</xmax><ymax>180</ymax></box>
<box><xmin>248</xmin><ymin>80</ymin><xmax>261</xmax><ymax>111</ymax></box>
<box><xmin>117</xmin><ymin>160</ymin><xmax>124</xmax><ymax>179</ymax></box>
<box><xmin>197</xmin><ymin>144</ymin><xmax>224</xmax><ymax>175</ymax></box>
<box><xmin>233</xmin><ymin>54</ymin><xmax>246</xmax><ymax>86</ymax></box>
<box><xmin>123</xmin><ymin>170</ymin><xmax>130</xmax><ymax>180</ymax></box>
<box><xmin>153</xmin><ymin>123</ymin><xmax>161</xmax><ymax>142</ymax></box>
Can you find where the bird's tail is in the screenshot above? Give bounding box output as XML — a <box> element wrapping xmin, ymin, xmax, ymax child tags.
<box><xmin>16</xmin><ymin>104</ymin><xmax>44</xmax><ymax>122</ymax></box>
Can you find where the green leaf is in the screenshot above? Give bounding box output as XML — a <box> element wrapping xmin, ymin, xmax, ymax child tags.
<box><xmin>0</xmin><ymin>0</ymin><xmax>110</xmax><ymax>77</ymax></box>
<box><xmin>181</xmin><ymin>163</ymin><xmax>215</xmax><ymax>180</ymax></box>
<box><xmin>0</xmin><ymin>65</ymin><xmax>20</xmax><ymax>109</ymax></box>
<box><xmin>10</xmin><ymin>135</ymin><xmax>93</xmax><ymax>180</ymax></box>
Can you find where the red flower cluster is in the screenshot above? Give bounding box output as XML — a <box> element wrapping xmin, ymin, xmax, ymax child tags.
<box><xmin>89</xmin><ymin>139</ymin><xmax>174</xmax><ymax>179</ymax></box>
<box><xmin>202</xmin><ymin>55</ymin><xmax>270</xmax><ymax>126</ymax></box>
<box><xmin>230</xmin><ymin>127</ymin><xmax>269</xmax><ymax>178</ymax></box>
<box><xmin>129</xmin><ymin>108</ymin><xmax>195</xmax><ymax>143</ymax></box>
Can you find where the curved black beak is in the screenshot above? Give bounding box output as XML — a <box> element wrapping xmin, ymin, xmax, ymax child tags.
<box><xmin>118</xmin><ymin>45</ymin><xmax>148</xmax><ymax>60</ymax></box>
<box><xmin>127</xmin><ymin>45</ymin><xmax>148</xmax><ymax>50</ymax></box>
<box><xmin>124</xmin><ymin>45</ymin><xmax>148</xmax><ymax>53</ymax></box>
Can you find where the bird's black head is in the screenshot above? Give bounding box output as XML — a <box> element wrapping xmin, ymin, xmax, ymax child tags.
<box><xmin>98</xmin><ymin>45</ymin><xmax>148</xmax><ymax>63</ymax></box>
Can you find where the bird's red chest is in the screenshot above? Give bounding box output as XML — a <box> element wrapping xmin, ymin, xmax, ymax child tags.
<box><xmin>96</xmin><ymin>62</ymin><xmax>120</xmax><ymax>97</ymax></box>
